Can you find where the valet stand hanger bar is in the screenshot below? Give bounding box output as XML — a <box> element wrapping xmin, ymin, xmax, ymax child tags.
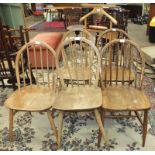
<box><xmin>80</xmin><ymin>7</ymin><xmax>117</xmax><ymax>29</ymax></box>
<box><xmin>81</xmin><ymin>3</ymin><xmax>119</xmax><ymax>8</ymax></box>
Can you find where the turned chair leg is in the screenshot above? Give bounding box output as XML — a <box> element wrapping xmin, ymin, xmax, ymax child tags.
<box><xmin>97</xmin><ymin>109</ymin><xmax>104</xmax><ymax>148</ymax></box>
<box><xmin>47</xmin><ymin>111</ymin><xmax>58</xmax><ymax>142</ymax></box>
<box><xmin>9</xmin><ymin>109</ymin><xmax>14</xmax><ymax>142</ymax></box>
<box><xmin>58</xmin><ymin>111</ymin><xmax>64</xmax><ymax>149</ymax></box>
<box><xmin>142</xmin><ymin>110</ymin><xmax>148</xmax><ymax>147</ymax></box>
<box><xmin>94</xmin><ymin>109</ymin><xmax>108</xmax><ymax>146</ymax></box>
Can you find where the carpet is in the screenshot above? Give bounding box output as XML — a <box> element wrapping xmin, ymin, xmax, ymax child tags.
<box><xmin>30</xmin><ymin>21</ymin><xmax>66</xmax><ymax>32</ymax></box>
<box><xmin>0</xmin><ymin>75</ymin><xmax>155</xmax><ymax>151</ymax></box>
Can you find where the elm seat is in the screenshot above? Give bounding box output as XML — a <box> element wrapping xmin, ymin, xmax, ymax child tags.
<box><xmin>5</xmin><ymin>85</ymin><xmax>57</xmax><ymax>111</ymax></box>
<box><xmin>29</xmin><ymin>32</ymin><xmax>62</xmax><ymax>68</ymax></box>
<box><xmin>102</xmin><ymin>85</ymin><xmax>151</xmax><ymax>111</ymax></box>
<box><xmin>53</xmin><ymin>86</ymin><xmax>102</xmax><ymax>111</ymax></box>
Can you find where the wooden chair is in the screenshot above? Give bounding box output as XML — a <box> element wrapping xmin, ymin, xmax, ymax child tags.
<box><xmin>0</xmin><ymin>19</ymin><xmax>32</xmax><ymax>63</ymax></box>
<box><xmin>60</xmin><ymin>30</ymin><xmax>94</xmax><ymax>86</ymax></box>
<box><xmin>4</xmin><ymin>41</ymin><xmax>58</xmax><ymax>143</ymax></box>
<box><xmin>0</xmin><ymin>51</ymin><xmax>16</xmax><ymax>89</ymax></box>
<box><xmin>0</xmin><ymin>21</ymin><xmax>34</xmax><ymax>89</ymax></box>
<box><xmin>3</xmin><ymin>25</ymin><xmax>32</xmax><ymax>59</ymax></box>
<box><xmin>98</xmin><ymin>39</ymin><xmax>151</xmax><ymax>147</ymax></box>
<box><xmin>53</xmin><ymin>37</ymin><xmax>108</xmax><ymax>149</ymax></box>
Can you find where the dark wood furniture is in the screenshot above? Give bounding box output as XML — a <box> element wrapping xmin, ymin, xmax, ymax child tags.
<box><xmin>0</xmin><ymin>19</ymin><xmax>16</xmax><ymax>89</ymax></box>
<box><xmin>0</xmin><ymin>18</ymin><xmax>33</xmax><ymax>89</ymax></box>
<box><xmin>107</xmin><ymin>7</ymin><xmax>130</xmax><ymax>31</ymax></box>
<box><xmin>63</xmin><ymin>8</ymin><xmax>82</xmax><ymax>28</ymax></box>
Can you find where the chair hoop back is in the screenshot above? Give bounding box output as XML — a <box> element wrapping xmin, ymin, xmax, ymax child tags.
<box><xmin>15</xmin><ymin>41</ymin><xmax>57</xmax><ymax>90</ymax></box>
<box><xmin>97</xmin><ymin>28</ymin><xmax>131</xmax><ymax>51</ymax></box>
<box><xmin>56</xmin><ymin>37</ymin><xmax>101</xmax><ymax>87</ymax></box>
<box><xmin>100</xmin><ymin>39</ymin><xmax>145</xmax><ymax>88</ymax></box>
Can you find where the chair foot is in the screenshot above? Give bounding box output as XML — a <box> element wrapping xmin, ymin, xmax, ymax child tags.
<box><xmin>94</xmin><ymin>109</ymin><xmax>109</xmax><ymax>145</ymax></box>
<box><xmin>142</xmin><ymin>110</ymin><xmax>148</xmax><ymax>147</ymax></box>
<box><xmin>9</xmin><ymin>109</ymin><xmax>14</xmax><ymax>142</ymax></box>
